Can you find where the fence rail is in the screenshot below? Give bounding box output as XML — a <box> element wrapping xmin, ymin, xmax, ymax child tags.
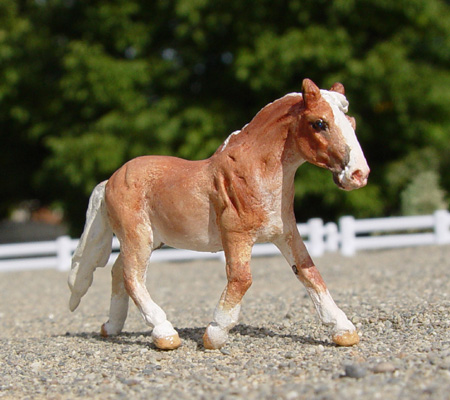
<box><xmin>339</xmin><ymin>210</ymin><xmax>450</xmax><ymax>256</ymax></box>
<box><xmin>1</xmin><ymin>210</ymin><xmax>449</xmax><ymax>272</ymax></box>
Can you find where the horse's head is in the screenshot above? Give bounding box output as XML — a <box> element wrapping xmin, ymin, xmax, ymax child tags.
<box><xmin>295</xmin><ymin>79</ymin><xmax>370</xmax><ymax>191</ymax></box>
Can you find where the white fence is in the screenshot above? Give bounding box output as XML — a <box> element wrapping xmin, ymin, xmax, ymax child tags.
<box><xmin>1</xmin><ymin>210</ymin><xmax>449</xmax><ymax>272</ymax></box>
<box><xmin>340</xmin><ymin>209</ymin><xmax>450</xmax><ymax>256</ymax></box>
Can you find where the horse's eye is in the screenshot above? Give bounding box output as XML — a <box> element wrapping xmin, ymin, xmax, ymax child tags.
<box><xmin>312</xmin><ymin>119</ymin><xmax>327</xmax><ymax>131</ymax></box>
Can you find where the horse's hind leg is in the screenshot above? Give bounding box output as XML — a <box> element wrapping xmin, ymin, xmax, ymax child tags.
<box><xmin>101</xmin><ymin>254</ymin><xmax>129</xmax><ymax>337</ymax></box>
<box><xmin>120</xmin><ymin>234</ymin><xmax>181</xmax><ymax>350</ymax></box>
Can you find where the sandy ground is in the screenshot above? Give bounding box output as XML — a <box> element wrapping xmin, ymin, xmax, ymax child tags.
<box><xmin>1</xmin><ymin>245</ymin><xmax>449</xmax><ymax>399</ymax></box>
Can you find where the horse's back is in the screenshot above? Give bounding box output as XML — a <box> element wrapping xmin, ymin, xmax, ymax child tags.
<box><xmin>107</xmin><ymin>155</ymin><xmax>210</xmax><ymax>195</ymax></box>
<box><xmin>105</xmin><ymin>155</ymin><xmax>223</xmax><ymax>252</ymax></box>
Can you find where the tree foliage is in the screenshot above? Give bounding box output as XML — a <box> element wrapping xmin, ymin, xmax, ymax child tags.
<box><xmin>2</xmin><ymin>0</ymin><xmax>450</xmax><ymax>234</ymax></box>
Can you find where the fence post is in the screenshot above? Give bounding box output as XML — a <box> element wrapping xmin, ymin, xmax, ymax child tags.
<box><xmin>56</xmin><ymin>236</ymin><xmax>72</xmax><ymax>271</ymax></box>
<box><xmin>434</xmin><ymin>209</ymin><xmax>450</xmax><ymax>245</ymax></box>
<box><xmin>324</xmin><ymin>222</ymin><xmax>339</xmax><ymax>253</ymax></box>
<box><xmin>307</xmin><ymin>218</ymin><xmax>324</xmax><ymax>257</ymax></box>
<box><xmin>340</xmin><ymin>216</ymin><xmax>356</xmax><ymax>256</ymax></box>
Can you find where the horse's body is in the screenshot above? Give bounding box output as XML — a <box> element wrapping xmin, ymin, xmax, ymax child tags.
<box><xmin>69</xmin><ymin>79</ymin><xmax>370</xmax><ymax>350</ymax></box>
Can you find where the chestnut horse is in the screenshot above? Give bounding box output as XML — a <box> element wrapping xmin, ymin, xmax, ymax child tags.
<box><xmin>68</xmin><ymin>79</ymin><xmax>369</xmax><ymax>350</ymax></box>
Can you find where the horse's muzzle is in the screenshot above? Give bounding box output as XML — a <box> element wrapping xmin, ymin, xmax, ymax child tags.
<box><xmin>333</xmin><ymin>165</ymin><xmax>370</xmax><ymax>191</ymax></box>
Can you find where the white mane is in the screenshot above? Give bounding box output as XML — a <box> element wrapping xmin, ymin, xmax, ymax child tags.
<box><xmin>320</xmin><ymin>90</ymin><xmax>349</xmax><ymax>114</ymax></box>
<box><xmin>221</xmin><ymin>130</ymin><xmax>241</xmax><ymax>152</ymax></box>
<box><xmin>221</xmin><ymin>90</ymin><xmax>350</xmax><ymax>153</ymax></box>
<box><xmin>285</xmin><ymin>90</ymin><xmax>349</xmax><ymax>114</ymax></box>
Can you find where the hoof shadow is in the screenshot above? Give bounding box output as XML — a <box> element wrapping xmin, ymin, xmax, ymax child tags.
<box><xmin>61</xmin><ymin>324</ymin><xmax>334</xmax><ymax>349</ymax></box>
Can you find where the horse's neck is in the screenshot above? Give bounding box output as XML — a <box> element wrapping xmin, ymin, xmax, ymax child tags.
<box><xmin>247</xmin><ymin>95</ymin><xmax>301</xmax><ymax>136</ymax></box>
<box><xmin>249</xmin><ymin>96</ymin><xmax>305</xmax><ymax>170</ymax></box>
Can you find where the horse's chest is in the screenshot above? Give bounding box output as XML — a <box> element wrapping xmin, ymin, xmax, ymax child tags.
<box><xmin>255</xmin><ymin>194</ymin><xmax>284</xmax><ymax>242</ymax></box>
<box><xmin>240</xmin><ymin>176</ymin><xmax>286</xmax><ymax>241</ymax></box>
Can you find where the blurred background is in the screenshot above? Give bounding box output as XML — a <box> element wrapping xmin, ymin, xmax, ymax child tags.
<box><xmin>1</xmin><ymin>0</ymin><xmax>450</xmax><ymax>241</ymax></box>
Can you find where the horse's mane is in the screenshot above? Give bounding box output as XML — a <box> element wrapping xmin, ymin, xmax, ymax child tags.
<box><xmin>216</xmin><ymin>89</ymin><xmax>350</xmax><ymax>154</ymax></box>
<box><xmin>244</xmin><ymin>94</ymin><xmax>303</xmax><ymax>131</ymax></box>
<box><xmin>215</xmin><ymin>94</ymin><xmax>303</xmax><ymax>154</ymax></box>
<box><xmin>319</xmin><ymin>90</ymin><xmax>349</xmax><ymax>114</ymax></box>
<box><xmin>250</xmin><ymin>89</ymin><xmax>350</xmax><ymax>129</ymax></box>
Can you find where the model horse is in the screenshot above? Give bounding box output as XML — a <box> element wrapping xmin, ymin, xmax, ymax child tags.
<box><xmin>68</xmin><ymin>79</ymin><xmax>370</xmax><ymax>350</ymax></box>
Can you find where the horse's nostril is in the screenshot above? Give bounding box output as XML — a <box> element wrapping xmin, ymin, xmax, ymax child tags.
<box><xmin>351</xmin><ymin>169</ymin><xmax>363</xmax><ymax>182</ymax></box>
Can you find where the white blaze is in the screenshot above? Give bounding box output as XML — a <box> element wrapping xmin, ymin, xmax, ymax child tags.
<box><xmin>320</xmin><ymin>90</ymin><xmax>369</xmax><ymax>185</ymax></box>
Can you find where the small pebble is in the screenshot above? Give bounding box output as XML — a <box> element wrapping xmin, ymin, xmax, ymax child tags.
<box><xmin>344</xmin><ymin>363</ymin><xmax>367</xmax><ymax>379</ymax></box>
<box><xmin>220</xmin><ymin>348</ymin><xmax>231</xmax><ymax>355</ymax></box>
<box><xmin>373</xmin><ymin>362</ymin><xmax>396</xmax><ymax>373</ymax></box>
<box><xmin>439</xmin><ymin>357</ymin><xmax>450</xmax><ymax>370</ymax></box>
<box><xmin>123</xmin><ymin>379</ymin><xmax>140</xmax><ymax>386</ymax></box>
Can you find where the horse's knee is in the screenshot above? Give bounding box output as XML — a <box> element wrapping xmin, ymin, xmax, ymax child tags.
<box><xmin>238</xmin><ymin>274</ymin><xmax>253</xmax><ymax>292</ymax></box>
<box><xmin>228</xmin><ymin>270</ymin><xmax>252</xmax><ymax>295</ymax></box>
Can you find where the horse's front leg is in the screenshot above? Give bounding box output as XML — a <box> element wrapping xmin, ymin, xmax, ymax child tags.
<box><xmin>274</xmin><ymin>228</ymin><xmax>359</xmax><ymax>346</ymax></box>
<box><xmin>203</xmin><ymin>234</ymin><xmax>253</xmax><ymax>350</ymax></box>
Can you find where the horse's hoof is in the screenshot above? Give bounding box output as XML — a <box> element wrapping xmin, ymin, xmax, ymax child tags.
<box><xmin>100</xmin><ymin>323</ymin><xmax>109</xmax><ymax>337</ymax></box>
<box><xmin>333</xmin><ymin>330</ymin><xmax>360</xmax><ymax>346</ymax></box>
<box><xmin>203</xmin><ymin>331</ymin><xmax>217</xmax><ymax>350</ymax></box>
<box><xmin>100</xmin><ymin>322</ymin><xmax>123</xmax><ymax>337</ymax></box>
<box><xmin>203</xmin><ymin>324</ymin><xmax>227</xmax><ymax>350</ymax></box>
<box><xmin>152</xmin><ymin>321</ymin><xmax>181</xmax><ymax>350</ymax></box>
<box><xmin>153</xmin><ymin>334</ymin><xmax>181</xmax><ymax>350</ymax></box>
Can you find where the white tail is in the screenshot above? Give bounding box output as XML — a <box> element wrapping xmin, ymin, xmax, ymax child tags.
<box><xmin>68</xmin><ymin>181</ymin><xmax>113</xmax><ymax>311</ymax></box>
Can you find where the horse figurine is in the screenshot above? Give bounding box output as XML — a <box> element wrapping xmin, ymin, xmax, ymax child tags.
<box><xmin>68</xmin><ymin>79</ymin><xmax>370</xmax><ymax>351</ymax></box>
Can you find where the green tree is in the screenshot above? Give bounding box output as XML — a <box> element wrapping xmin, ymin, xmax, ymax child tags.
<box><xmin>2</xmin><ymin>0</ymin><xmax>450</xmax><ymax>235</ymax></box>
<box><xmin>0</xmin><ymin>1</ymin><xmax>54</xmax><ymax>214</ymax></box>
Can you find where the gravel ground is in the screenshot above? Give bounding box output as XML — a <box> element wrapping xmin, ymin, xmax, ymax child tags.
<box><xmin>1</xmin><ymin>245</ymin><xmax>449</xmax><ymax>399</ymax></box>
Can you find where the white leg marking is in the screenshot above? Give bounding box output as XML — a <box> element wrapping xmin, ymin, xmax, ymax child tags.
<box><xmin>205</xmin><ymin>304</ymin><xmax>241</xmax><ymax>348</ymax></box>
<box><xmin>152</xmin><ymin>320</ymin><xmax>178</xmax><ymax>339</ymax></box>
<box><xmin>214</xmin><ymin>303</ymin><xmax>241</xmax><ymax>328</ymax></box>
<box><xmin>103</xmin><ymin>295</ymin><xmax>129</xmax><ymax>336</ymax></box>
<box><xmin>137</xmin><ymin>291</ymin><xmax>168</xmax><ymax>327</ymax></box>
<box><xmin>306</xmin><ymin>288</ymin><xmax>356</xmax><ymax>335</ymax></box>
<box><xmin>131</xmin><ymin>286</ymin><xmax>178</xmax><ymax>340</ymax></box>
<box><xmin>102</xmin><ymin>255</ymin><xmax>129</xmax><ymax>336</ymax></box>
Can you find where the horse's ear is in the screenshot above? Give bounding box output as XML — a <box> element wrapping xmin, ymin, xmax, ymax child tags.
<box><xmin>302</xmin><ymin>79</ymin><xmax>321</xmax><ymax>108</ymax></box>
<box><xmin>330</xmin><ymin>82</ymin><xmax>345</xmax><ymax>95</ymax></box>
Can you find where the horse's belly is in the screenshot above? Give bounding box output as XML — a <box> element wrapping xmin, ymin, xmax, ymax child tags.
<box><xmin>150</xmin><ymin>204</ymin><xmax>223</xmax><ymax>253</ymax></box>
<box><xmin>162</xmin><ymin>234</ymin><xmax>223</xmax><ymax>253</ymax></box>
<box><xmin>155</xmin><ymin>224</ymin><xmax>223</xmax><ymax>253</ymax></box>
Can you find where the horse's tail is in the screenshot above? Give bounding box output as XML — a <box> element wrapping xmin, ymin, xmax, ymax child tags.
<box><xmin>68</xmin><ymin>181</ymin><xmax>113</xmax><ymax>312</ymax></box>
